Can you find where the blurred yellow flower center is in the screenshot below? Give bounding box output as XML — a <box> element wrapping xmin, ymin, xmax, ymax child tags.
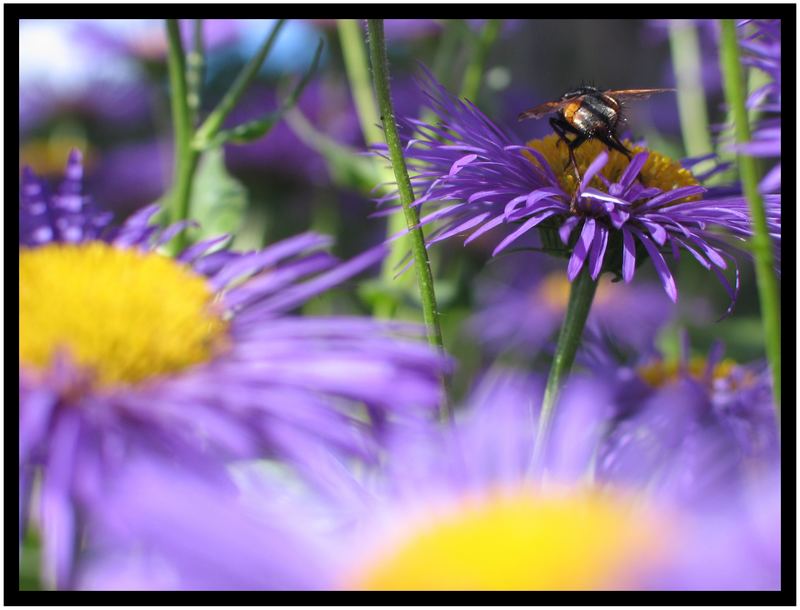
<box><xmin>19</xmin><ymin>242</ymin><xmax>228</xmax><ymax>387</ymax></box>
<box><xmin>637</xmin><ymin>357</ymin><xmax>738</xmax><ymax>388</ymax></box>
<box><xmin>524</xmin><ymin>134</ymin><xmax>699</xmax><ymax>197</ymax></box>
<box><xmin>536</xmin><ymin>272</ymin><xmax>615</xmax><ymax>312</ymax></box>
<box><xmin>19</xmin><ymin>136</ymin><xmax>92</xmax><ymax>177</ymax></box>
<box><xmin>346</xmin><ymin>490</ymin><xmax>668</xmax><ymax>590</ymax></box>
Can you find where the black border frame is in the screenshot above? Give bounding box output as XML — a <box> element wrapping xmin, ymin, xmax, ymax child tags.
<box><xmin>7</xmin><ymin>5</ymin><xmax>796</xmax><ymax>605</ymax></box>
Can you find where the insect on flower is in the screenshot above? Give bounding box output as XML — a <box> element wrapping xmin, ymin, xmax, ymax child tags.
<box><xmin>518</xmin><ymin>86</ymin><xmax>674</xmax><ymax>208</ymax></box>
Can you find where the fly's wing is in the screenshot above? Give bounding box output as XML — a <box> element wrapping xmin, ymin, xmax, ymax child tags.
<box><xmin>517</xmin><ymin>100</ymin><xmax>566</xmax><ymax>122</ymax></box>
<box><xmin>607</xmin><ymin>88</ymin><xmax>675</xmax><ymax>103</ymax></box>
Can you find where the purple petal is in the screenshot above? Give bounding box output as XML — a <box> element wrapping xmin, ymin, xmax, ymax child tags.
<box><xmin>428</xmin><ymin>213</ymin><xmax>491</xmax><ymax>245</ymax></box>
<box><xmin>211</xmin><ymin>233</ymin><xmax>331</xmax><ymax>290</ymax></box>
<box><xmin>579</xmin><ymin>151</ymin><xmax>609</xmax><ymax>193</ymax></box>
<box><xmin>622</xmin><ymin>228</ymin><xmax>636</xmax><ymax>283</ymax></box>
<box><xmin>638</xmin><ymin>186</ymin><xmax>707</xmax><ymax>211</ymax></box>
<box><xmin>588</xmin><ymin>224</ymin><xmax>609</xmax><ymax>279</ymax></box>
<box><xmin>492</xmin><ymin>211</ymin><xmax>556</xmax><ymax>256</ymax></box>
<box><xmin>177</xmin><ymin>234</ymin><xmax>232</xmax><ymax>264</ymax></box>
<box><xmin>238</xmin><ymin>244</ymin><xmax>386</xmax><ymax>316</ymax></box>
<box><xmin>632</xmin><ymin>228</ymin><xmax>678</xmax><ymax>302</ymax></box>
<box><xmin>567</xmin><ymin>219</ymin><xmax>595</xmax><ymax>281</ymax></box>
<box><xmin>618</xmin><ymin>152</ymin><xmax>650</xmax><ymax>189</ymax></box>
<box><xmin>448</xmin><ymin>153</ymin><xmax>479</xmax><ymax>177</ymax></box>
<box><xmin>463</xmin><ymin>213</ymin><xmax>505</xmax><ymax>245</ymax></box>
<box><xmin>559</xmin><ymin>216</ymin><xmax>580</xmax><ymax>244</ymax></box>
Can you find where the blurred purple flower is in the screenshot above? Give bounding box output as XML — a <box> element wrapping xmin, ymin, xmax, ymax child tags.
<box><xmin>77</xmin><ymin>456</ymin><xmax>335</xmax><ymax>590</ymax></box>
<box><xmin>19</xmin><ymin>20</ymin><xmax>152</xmax><ymax>134</ymax></box>
<box><xmin>80</xmin><ymin>369</ymin><xmax>781</xmax><ymax>590</ymax></box>
<box><xmin>379</xmin><ymin>70</ymin><xmax>781</xmax><ymax>315</ymax></box>
<box><xmin>592</xmin><ymin>337</ymin><xmax>779</xmax><ymax>504</ymax></box>
<box><xmin>87</xmin><ymin>139</ymin><xmax>172</xmax><ymax>217</ymax></box>
<box><xmin>471</xmin><ymin>255</ymin><xmax>675</xmax><ymax>357</ymax></box>
<box><xmin>78</xmin><ymin>19</ymin><xmax>242</xmax><ymax>62</ymax></box>
<box><xmin>225</xmin><ymin>76</ymin><xmax>421</xmax><ymax>181</ymax></box>
<box><xmin>736</xmin><ymin>19</ymin><xmax>781</xmax><ymax>193</ymax></box>
<box><xmin>19</xmin><ymin>151</ymin><xmax>447</xmax><ymax>589</ymax></box>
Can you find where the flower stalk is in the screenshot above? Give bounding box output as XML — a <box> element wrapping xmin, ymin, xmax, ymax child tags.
<box><xmin>460</xmin><ymin>19</ymin><xmax>502</xmax><ymax>102</ymax></box>
<box><xmin>365</xmin><ymin>19</ymin><xmax>450</xmax><ymax>418</ymax></box>
<box><xmin>531</xmin><ymin>266</ymin><xmax>599</xmax><ymax>474</ymax></box>
<box><xmin>165</xmin><ymin>19</ymin><xmax>199</xmax><ymax>252</ymax></box>
<box><xmin>186</xmin><ymin>19</ymin><xmax>205</xmax><ymax>127</ymax></box>
<box><xmin>164</xmin><ymin>19</ymin><xmax>288</xmax><ymax>253</ymax></box>
<box><xmin>668</xmin><ymin>20</ymin><xmax>716</xmax><ymax>180</ymax></box>
<box><xmin>719</xmin><ymin>20</ymin><xmax>781</xmax><ymax>421</ymax></box>
<box><xmin>338</xmin><ymin>19</ymin><xmax>410</xmax><ymax>319</ymax></box>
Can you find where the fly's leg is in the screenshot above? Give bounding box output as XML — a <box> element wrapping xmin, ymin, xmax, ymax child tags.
<box><xmin>566</xmin><ymin>134</ymin><xmax>588</xmax><ymax>213</ymax></box>
<box><xmin>549</xmin><ymin>116</ymin><xmax>588</xmax><ymax>213</ymax></box>
<box><xmin>599</xmin><ymin>130</ymin><xmax>646</xmax><ymax>186</ymax></box>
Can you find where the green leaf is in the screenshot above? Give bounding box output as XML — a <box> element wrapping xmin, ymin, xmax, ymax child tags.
<box><xmin>188</xmin><ymin>147</ymin><xmax>248</xmax><ymax>241</ymax></box>
<box><xmin>193</xmin><ymin>39</ymin><xmax>325</xmax><ymax>151</ymax></box>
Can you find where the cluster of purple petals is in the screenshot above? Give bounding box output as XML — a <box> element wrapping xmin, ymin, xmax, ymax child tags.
<box><xmin>19</xmin><ymin>153</ymin><xmax>448</xmax><ymax>589</ymax></box>
<box><xmin>78</xmin><ymin>19</ymin><xmax>242</xmax><ymax>62</ymax></box>
<box><xmin>470</xmin><ymin>256</ymin><xmax>675</xmax><ymax>358</ymax></box>
<box><xmin>76</xmin><ymin>367</ymin><xmax>781</xmax><ymax>590</ymax></box>
<box><xmin>20</xmin><ymin>78</ymin><xmax>152</xmax><ymax>135</ymax></box>
<box><xmin>588</xmin><ymin>338</ymin><xmax>779</xmax><ymax>505</ymax></box>
<box><xmin>20</xmin><ymin>150</ymin><xmax>114</xmax><ymax>246</ymax></box>
<box><xmin>381</xmin><ymin>68</ymin><xmax>781</xmax><ymax>314</ymax></box>
<box><xmin>738</xmin><ymin>19</ymin><xmax>782</xmax><ymax>193</ymax></box>
<box><xmin>76</xmin><ymin>456</ymin><xmax>335</xmax><ymax>590</ymax></box>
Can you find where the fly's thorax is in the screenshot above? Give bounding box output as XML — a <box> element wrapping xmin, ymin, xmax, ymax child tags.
<box><xmin>574</xmin><ymin>94</ymin><xmax>619</xmax><ymax>134</ymax></box>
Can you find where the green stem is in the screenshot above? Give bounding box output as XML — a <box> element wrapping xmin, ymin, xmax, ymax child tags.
<box><xmin>668</xmin><ymin>20</ymin><xmax>716</xmax><ymax>179</ymax></box>
<box><xmin>165</xmin><ymin>20</ymin><xmax>198</xmax><ymax>252</ymax></box>
<box><xmin>531</xmin><ymin>266</ymin><xmax>599</xmax><ymax>474</ymax></box>
<box><xmin>338</xmin><ymin>19</ymin><xmax>410</xmax><ymax>319</ymax></box>
<box><xmin>366</xmin><ymin>19</ymin><xmax>451</xmax><ymax>418</ymax></box>
<box><xmin>186</xmin><ymin>19</ymin><xmax>205</xmax><ymax>127</ymax></box>
<box><xmin>338</xmin><ymin>20</ymin><xmax>382</xmax><ymax>144</ymax></box>
<box><xmin>719</xmin><ymin>20</ymin><xmax>781</xmax><ymax>422</ymax></box>
<box><xmin>431</xmin><ymin>20</ymin><xmax>471</xmax><ymax>91</ymax></box>
<box><xmin>194</xmin><ymin>19</ymin><xmax>286</xmax><ymax>146</ymax></box>
<box><xmin>459</xmin><ymin>19</ymin><xmax>502</xmax><ymax>102</ymax></box>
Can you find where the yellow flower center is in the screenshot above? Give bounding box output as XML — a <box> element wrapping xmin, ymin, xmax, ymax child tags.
<box><xmin>345</xmin><ymin>489</ymin><xmax>670</xmax><ymax>590</ymax></box>
<box><xmin>19</xmin><ymin>242</ymin><xmax>228</xmax><ymax>388</ymax></box>
<box><xmin>524</xmin><ymin>134</ymin><xmax>699</xmax><ymax>197</ymax></box>
<box><xmin>637</xmin><ymin>357</ymin><xmax>739</xmax><ymax>388</ymax></box>
<box><xmin>20</xmin><ymin>136</ymin><xmax>92</xmax><ymax>177</ymax></box>
<box><xmin>536</xmin><ymin>272</ymin><xmax>615</xmax><ymax>312</ymax></box>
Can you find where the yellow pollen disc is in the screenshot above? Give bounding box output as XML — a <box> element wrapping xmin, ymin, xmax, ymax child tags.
<box><xmin>345</xmin><ymin>490</ymin><xmax>670</xmax><ymax>590</ymax></box>
<box><xmin>524</xmin><ymin>134</ymin><xmax>699</xmax><ymax>198</ymax></box>
<box><xmin>637</xmin><ymin>357</ymin><xmax>739</xmax><ymax>388</ymax></box>
<box><xmin>536</xmin><ymin>272</ymin><xmax>615</xmax><ymax>312</ymax></box>
<box><xmin>19</xmin><ymin>136</ymin><xmax>92</xmax><ymax>176</ymax></box>
<box><xmin>20</xmin><ymin>242</ymin><xmax>228</xmax><ymax>387</ymax></box>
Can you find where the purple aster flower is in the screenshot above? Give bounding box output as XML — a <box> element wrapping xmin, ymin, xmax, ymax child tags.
<box><xmin>590</xmin><ymin>334</ymin><xmax>779</xmax><ymax>504</ymax></box>
<box><xmin>471</xmin><ymin>255</ymin><xmax>675</xmax><ymax>357</ymax></box>
<box><xmin>381</xmin><ymin>69</ymin><xmax>781</xmax><ymax>315</ymax></box>
<box><xmin>735</xmin><ymin>19</ymin><xmax>781</xmax><ymax>193</ymax></box>
<box><xmin>336</xmin><ymin>370</ymin><xmax>780</xmax><ymax>590</ymax></box>
<box><xmin>78</xmin><ymin>19</ymin><xmax>242</xmax><ymax>62</ymax></box>
<box><xmin>76</xmin><ymin>455</ymin><xmax>336</xmax><ymax>590</ymax></box>
<box><xmin>19</xmin><ymin>151</ymin><xmax>447</xmax><ymax>589</ymax></box>
<box><xmin>80</xmin><ymin>369</ymin><xmax>780</xmax><ymax>590</ymax></box>
<box><xmin>19</xmin><ymin>20</ymin><xmax>152</xmax><ymax>135</ymax></box>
